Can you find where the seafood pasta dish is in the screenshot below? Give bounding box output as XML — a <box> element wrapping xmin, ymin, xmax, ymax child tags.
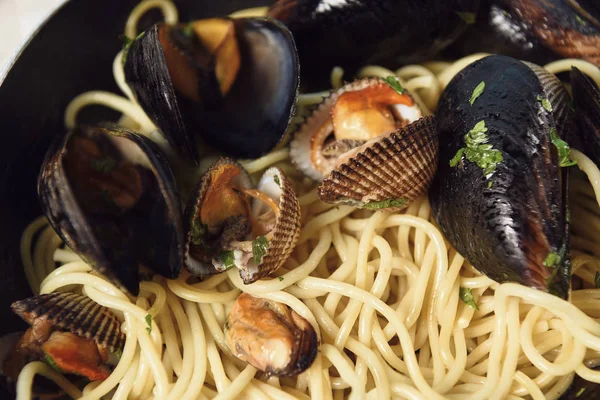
<box><xmin>4</xmin><ymin>0</ymin><xmax>600</xmax><ymax>399</ymax></box>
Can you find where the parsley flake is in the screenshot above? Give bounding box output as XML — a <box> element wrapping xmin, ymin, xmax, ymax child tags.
<box><xmin>459</xmin><ymin>287</ymin><xmax>479</xmax><ymax>310</ymax></box>
<box><xmin>487</xmin><ymin>181</ymin><xmax>493</xmax><ymax>189</ymax></box>
<box><xmin>576</xmin><ymin>15</ymin><xmax>588</xmax><ymax>27</ymax></box>
<box><xmin>43</xmin><ymin>353</ymin><xmax>63</xmax><ymax>372</ymax></box>
<box><xmin>145</xmin><ymin>314</ymin><xmax>152</xmax><ymax>334</ymax></box>
<box><xmin>469</xmin><ymin>81</ymin><xmax>485</xmax><ymax>106</ymax></box>
<box><xmin>537</xmin><ymin>95</ymin><xmax>553</xmax><ymax>112</ymax></box>
<box><xmin>252</xmin><ymin>236</ymin><xmax>269</xmax><ymax>265</ymax></box>
<box><xmin>90</xmin><ymin>157</ymin><xmax>118</xmax><ymax>173</ymax></box>
<box><xmin>360</xmin><ymin>198</ymin><xmax>408</xmax><ymax>210</ymax></box>
<box><xmin>278</xmin><ymin>276</ymin><xmax>284</xmax><ymax>282</ymax></box>
<box><xmin>274</xmin><ymin>175</ymin><xmax>281</xmax><ymax>187</ymax></box>
<box><xmin>550</xmin><ymin>128</ymin><xmax>577</xmax><ymax>167</ymax></box>
<box><xmin>190</xmin><ymin>219</ymin><xmax>208</xmax><ymax>246</ymax></box>
<box><xmin>576</xmin><ymin>387</ymin><xmax>586</xmax><ymax>397</ymax></box>
<box><xmin>183</xmin><ymin>22</ymin><xmax>195</xmax><ymax>37</ymax></box>
<box><xmin>595</xmin><ymin>271</ymin><xmax>600</xmax><ymax>289</ymax></box>
<box><xmin>543</xmin><ymin>252</ymin><xmax>561</xmax><ymax>268</ymax></box>
<box><xmin>121</xmin><ymin>31</ymin><xmax>145</xmax><ymax>67</ymax></box>
<box><xmin>219</xmin><ymin>251</ymin><xmax>236</xmax><ymax>270</ymax></box>
<box><xmin>456</xmin><ymin>12</ymin><xmax>477</xmax><ymax>24</ymax></box>
<box><xmin>384</xmin><ymin>76</ymin><xmax>405</xmax><ymax>95</ymax></box>
<box><xmin>450</xmin><ymin>120</ymin><xmax>503</xmax><ymax>178</ymax></box>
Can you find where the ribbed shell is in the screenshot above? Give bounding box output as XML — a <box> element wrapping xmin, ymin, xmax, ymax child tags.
<box><xmin>290</xmin><ymin>77</ymin><xmax>422</xmax><ymax>181</ymax></box>
<box><xmin>572</xmin><ymin>67</ymin><xmax>600</xmax><ymax>165</ymax></box>
<box><xmin>318</xmin><ymin>116</ymin><xmax>438</xmax><ymax>210</ymax></box>
<box><xmin>241</xmin><ymin>167</ymin><xmax>301</xmax><ymax>283</ymax></box>
<box><xmin>11</xmin><ymin>292</ymin><xmax>125</xmax><ymax>353</ymax></box>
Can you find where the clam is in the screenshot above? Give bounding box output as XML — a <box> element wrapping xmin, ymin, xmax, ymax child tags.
<box><xmin>454</xmin><ymin>0</ymin><xmax>600</xmax><ymax>67</ymax></box>
<box><xmin>9</xmin><ymin>292</ymin><xmax>125</xmax><ymax>381</ymax></box>
<box><xmin>571</xmin><ymin>66</ymin><xmax>600</xmax><ymax>164</ymax></box>
<box><xmin>38</xmin><ymin>125</ymin><xmax>184</xmax><ymax>295</ymax></box>
<box><xmin>184</xmin><ymin>159</ymin><xmax>300</xmax><ymax>283</ymax></box>
<box><xmin>429</xmin><ymin>55</ymin><xmax>573</xmax><ymax>298</ymax></box>
<box><xmin>124</xmin><ymin>17</ymin><xmax>300</xmax><ymax>163</ymax></box>
<box><xmin>268</xmin><ymin>0</ymin><xmax>479</xmax><ymax>84</ymax></box>
<box><xmin>224</xmin><ymin>293</ymin><xmax>317</xmax><ymax>376</ymax></box>
<box><xmin>290</xmin><ymin>77</ymin><xmax>438</xmax><ymax>210</ymax></box>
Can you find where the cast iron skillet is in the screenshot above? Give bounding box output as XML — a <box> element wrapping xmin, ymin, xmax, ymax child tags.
<box><xmin>0</xmin><ymin>0</ymin><xmax>595</xmax><ymax>398</ymax></box>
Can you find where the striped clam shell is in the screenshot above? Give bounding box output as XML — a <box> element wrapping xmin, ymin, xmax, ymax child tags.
<box><xmin>318</xmin><ymin>116</ymin><xmax>438</xmax><ymax>210</ymax></box>
<box><xmin>241</xmin><ymin>167</ymin><xmax>301</xmax><ymax>283</ymax></box>
<box><xmin>11</xmin><ymin>292</ymin><xmax>125</xmax><ymax>353</ymax></box>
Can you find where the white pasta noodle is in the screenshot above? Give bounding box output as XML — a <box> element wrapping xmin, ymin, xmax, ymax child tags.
<box><xmin>13</xmin><ymin>1</ymin><xmax>600</xmax><ymax>399</ymax></box>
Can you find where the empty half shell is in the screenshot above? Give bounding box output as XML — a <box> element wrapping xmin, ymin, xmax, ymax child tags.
<box><xmin>290</xmin><ymin>77</ymin><xmax>423</xmax><ymax>181</ymax></box>
<box><xmin>11</xmin><ymin>292</ymin><xmax>125</xmax><ymax>354</ymax></box>
<box><xmin>224</xmin><ymin>293</ymin><xmax>318</xmax><ymax>376</ymax></box>
<box><xmin>318</xmin><ymin>116</ymin><xmax>438</xmax><ymax>210</ymax></box>
<box><xmin>184</xmin><ymin>159</ymin><xmax>301</xmax><ymax>283</ymax></box>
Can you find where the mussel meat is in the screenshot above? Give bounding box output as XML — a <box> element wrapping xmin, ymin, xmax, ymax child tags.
<box><xmin>430</xmin><ymin>55</ymin><xmax>573</xmax><ymax>298</ymax></box>
<box><xmin>571</xmin><ymin>67</ymin><xmax>600</xmax><ymax>165</ymax></box>
<box><xmin>224</xmin><ymin>293</ymin><xmax>317</xmax><ymax>376</ymax></box>
<box><xmin>124</xmin><ymin>17</ymin><xmax>300</xmax><ymax>162</ymax></box>
<box><xmin>7</xmin><ymin>292</ymin><xmax>125</xmax><ymax>381</ymax></box>
<box><xmin>184</xmin><ymin>159</ymin><xmax>301</xmax><ymax>283</ymax></box>
<box><xmin>38</xmin><ymin>125</ymin><xmax>184</xmax><ymax>295</ymax></box>
<box><xmin>290</xmin><ymin>77</ymin><xmax>438</xmax><ymax>210</ymax></box>
<box><xmin>453</xmin><ymin>0</ymin><xmax>600</xmax><ymax>67</ymax></box>
<box><xmin>268</xmin><ymin>0</ymin><xmax>480</xmax><ymax>84</ymax></box>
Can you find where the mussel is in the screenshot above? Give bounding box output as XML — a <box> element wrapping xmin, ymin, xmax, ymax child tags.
<box><xmin>184</xmin><ymin>158</ymin><xmax>301</xmax><ymax>283</ymax></box>
<box><xmin>572</xmin><ymin>67</ymin><xmax>600</xmax><ymax>165</ymax></box>
<box><xmin>38</xmin><ymin>125</ymin><xmax>184</xmax><ymax>295</ymax></box>
<box><xmin>124</xmin><ymin>17</ymin><xmax>300</xmax><ymax>163</ymax></box>
<box><xmin>453</xmin><ymin>0</ymin><xmax>600</xmax><ymax>67</ymax></box>
<box><xmin>7</xmin><ymin>292</ymin><xmax>124</xmax><ymax>381</ymax></box>
<box><xmin>290</xmin><ymin>77</ymin><xmax>438</xmax><ymax>210</ymax></box>
<box><xmin>430</xmin><ymin>55</ymin><xmax>573</xmax><ymax>298</ymax></box>
<box><xmin>268</xmin><ymin>0</ymin><xmax>480</xmax><ymax>84</ymax></box>
<box><xmin>224</xmin><ymin>293</ymin><xmax>317</xmax><ymax>376</ymax></box>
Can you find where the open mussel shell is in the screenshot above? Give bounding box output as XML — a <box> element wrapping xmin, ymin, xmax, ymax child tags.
<box><xmin>268</xmin><ymin>0</ymin><xmax>479</xmax><ymax>86</ymax></box>
<box><xmin>318</xmin><ymin>116</ymin><xmax>438</xmax><ymax>211</ymax></box>
<box><xmin>12</xmin><ymin>292</ymin><xmax>125</xmax><ymax>354</ymax></box>
<box><xmin>453</xmin><ymin>0</ymin><xmax>600</xmax><ymax>67</ymax></box>
<box><xmin>290</xmin><ymin>77</ymin><xmax>423</xmax><ymax>182</ymax></box>
<box><xmin>184</xmin><ymin>159</ymin><xmax>301</xmax><ymax>283</ymax></box>
<box><xmin>224</xmin><ymin>293</ymin><xmax>317</xmax><ymax>377</ymax></box>
<box><xmin>430</xmin><ymin>55</ymin><xmax>572</xmax><ymax>298</ymax></box>
<box><xmin>124</xmin><ymin>17</ymin><xmax>299</xmax><ymax>161</ymax></box>
<box><xmin>38</xmin><ymin>125</ymin><xmax>184</xmax><ymax>295</ymax></box>
<box><xmin>572</xmin><ymin>67</ymin><xmax>600</xmax><ymax>164</ymax></box>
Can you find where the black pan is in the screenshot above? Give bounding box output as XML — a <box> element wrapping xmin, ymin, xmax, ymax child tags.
<box><xmin>0</xmin><ymin>0</ymin><xmax>595</xmax><ymax>398</ymax></box>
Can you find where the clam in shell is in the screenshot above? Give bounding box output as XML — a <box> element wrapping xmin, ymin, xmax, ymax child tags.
<box><xmin>224</xmin><ymin>293</ymin><xmax>317</xmax><ymax>377</ymax></box>
<box><xmin>184</xmin><ymin>159</ymin><xmax>301</xmax><ymax>283</ymax></box>
<box><xmin>318</xmin><ymin>116</ymin><xmax>438</xmax><ymax>210</ymax></box>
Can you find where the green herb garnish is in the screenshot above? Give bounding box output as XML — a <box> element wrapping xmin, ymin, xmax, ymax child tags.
<box><xmin>576</xmin><ymin>387</ymin><xmax>586</xmax><ymax>397</ymax></box>
<box><xmin>145</xmin><ymin>314</ymin><xmax>152</xmax><ymax>334</ymax></box>
<box><xmin>450</xmin><ymin>120</ymin><xmax>503</xmax><ymax>178</ymax></box>
<box><xmin>456</xmin><ymin>12</ymin><xmax>477</xmax><ymax>24</ymax></box>
<box><xmin>43</xmin><ymin>353</ymin><xmax>63</xmax><ymax>372</ymax></box>
<box><xmin>361</xmin><ymin>198</ymin><xmax>408</xmax><ymax>210</ymax></box>
<box><xmin>384</xmin><ymin>76</ymin><xmax>405</xmax><ymax>95</ymax></box>
<box><xmin>543</xmin><ymin>251</ymin><xmax>561</xmax><ymax>268</ymax></box>
<box><xmin>487</xmin><ymin>181</ymin><xmax>493</xmax><ymax>189</ymax></box>
<box><xmin>595</xmin><ymin>272</ymin><xmax>600</xmax><ymax>289</ymax></box>
<box><xmin>183</xmin><ymin>22</ymin><xmax>195</xmax><ymax>37</ymax></box>
<box><xmin>459</xmin><ymin>287</ymin><xmax>479</xmax><ymax>310</ymax></box>
<box><xmin>469</xmin><ymin>81</ymin><xmax>485</xmax><ymax>106</ymax></box>
<box><xmin>537</xmin><ymin>95</ymin><xmax>553</xmax><ymax>112</ymax></box>
<box><xmin>274</xmin><ymin>175</ymin><xmax>281</xmax><ymax>187</ymax></box>
<box><xmin>252</xmin><ymin>236</ymin><xmax>269</xmax><ymax>265</ymax></box>
<box><xmin>121</xmin><ymin>31</ymin><xmax>145</xmax><ymax>67</ymax></box>
<box><xmin>90</xmin><ymin>157</ymin><xmax>118</xmax><ymax>173</ymax></box>
<box><xmin>219</xmin><ymin>251</ymin><xmax>236</xmax><ymax>270</ymax></box>
<box><xmin>576</xmin><ymin>15</ymin><xmax>588</xmax><ymax>27</ymax></box>
<box><xmin>278</xmin><ymin>276</ymin><xmax>284</xmax><ymax>282</ymax></box>
<box><xmin>550</xmin><ymin>128</ymin><xmax>577</xmax><ymax>167</ymax></box>
<box><xmin>190</xmin><ymin>219</ymin><xmax>208</xmax><ymax>246</ymax></box>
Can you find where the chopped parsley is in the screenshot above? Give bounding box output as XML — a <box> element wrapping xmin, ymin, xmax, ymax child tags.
<box><xmin>576</xmin><ymin>387</ymin><xmax>586</xmax><ymax>397</ymax></box>
<box><xmin>183</xmin><ymin>22</ymin><xmax>195</xmax><ymax>37</ymax></box>
<box><xmin>90</xmin><ymin>157</ymin><xmax>118</xmax><ymax>173</ymax></box>
<box><xmin>274</xmin><ymin>175</ymin><xmax>281</xmax><ymax>187</ymax></box>
<box><xmin>252</xmin><ymin>236</ymin><xmax>269</xmax><ymax>265</ymax></box>
<box><xmin>469</xmin><ymin>81</ymin><xmax>485</xmax><ymax>106</ymax></box>
<box><xmin>456</xmin><ymin>12</ymin><xmax>477</xmax><ymax>24</ymax></box>
<box><xmin>550</xmin><ymin>128</ymin><xmax>577</xmax><ymax>167</ymax></box>
<box><xmin>190</xmin><ymin>219</ymin><xmax>208</xmax><ymax>246</ymax></box>
<box><xmin>487</xmin><ymin>181</ymin><xmax>493</xmax><ymax>189</ymax></box>
<box><xmin>576</xmin><ymin>15</ymin><xmax>588</xmax><ymax>27</ymax></box>
<box><xmin>595</xmin><ymin>271</ymin><xmax>600</xmax><ymax>289</ymax></box>
<box><xmin>361</xmin><ymin>198</ymin><xmax>408</xmax><ymax>210</ymax></box>
<box><xmin>278</xmin><ymin>276</ymin><xmax>284</xmax><ymax>282</ymax></box>
<box><xmin>219</xmin><ymin>251</ymin><xmax>236</xmax><ymax>270</ymax></box>
<box><xmin>450</xmin><ymin>120</ymin><xmax>503</xmax><ymax>178</ymax></box>
<box><xmin>543</xmin><ymin>251</ymin><xmax>561</xmax><ymax>268</ymax></box>
<box><xmin>459</xmin><ymin>287</ymin><xmax>479</xmax><ymax>310</ymax></box>
<box><xmin>384</xmin><ymin>76</ymin><xmax>405</xmax><ymax>95</ymax></box>
<box><xmin>121</xmin><ymin>31</ymin><xmax>145</xmax><ymax>67</ymax></box>
<box><xmin>145</xmin><ymin>314</ymin><xmax>152</xmax><ymax>334</ymax></box>
<box><xmin>537</xmin><ymin>95</ymin><xmax>553</xmax><ymax>112</ymax></box>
